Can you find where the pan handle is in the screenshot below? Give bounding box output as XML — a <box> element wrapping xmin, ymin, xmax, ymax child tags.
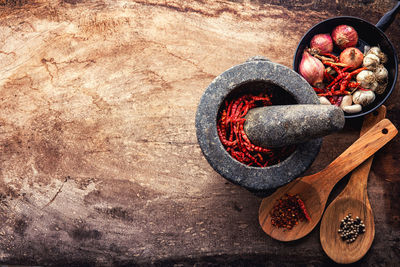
<box><xmin>375</xmin><ymin>1</ymin><xmax>400</xmax><ymax>32</ymax></box>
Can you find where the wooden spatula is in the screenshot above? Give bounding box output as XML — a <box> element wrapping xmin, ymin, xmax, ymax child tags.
<box><xmin>319</xmin><ymin>105</ymin><xmax>386</xmax><ymax>263</ymax></box>
<box><xmin>259</xmin><ymin>118</ymin><xmax>397</xmax><ymax>241</ymax></box>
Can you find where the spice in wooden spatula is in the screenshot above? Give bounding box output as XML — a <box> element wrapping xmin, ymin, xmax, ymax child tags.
<box><xmin>270</xmin><ymin>194</ymin><xmax>311</xmax><ymax>230</ymax></box>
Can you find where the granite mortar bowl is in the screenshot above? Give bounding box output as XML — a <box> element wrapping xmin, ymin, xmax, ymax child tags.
<box><xmin>293</xmin><ymin>12</ymin><xmax>399</xmax><ymax>119</ymax></box>
<box><xmin>195</xmin><ymin>57</ymin><xmax>322</xmax><ymax>197</ymax></box>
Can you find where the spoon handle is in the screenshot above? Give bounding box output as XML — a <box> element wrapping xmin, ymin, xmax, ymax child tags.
<box><xmin>309</xmin><ymin>119</ymin><xmax>397</xmax><ymax>192</ymax></box>
<box><xmin>343</xmin><ymin>106</ymin><xmax>386</xmax><ymax>199</ymax></box>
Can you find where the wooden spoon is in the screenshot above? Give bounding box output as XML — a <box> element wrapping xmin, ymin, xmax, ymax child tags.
<box><xmin>258</xmin><ymin>118</ymin><xmax>397</xmax><ymax>242</ymax></box>
<box><xmin>319</xmin><ymin>106</ymin><xmax>386</xmax><ymax>263</ymax></box>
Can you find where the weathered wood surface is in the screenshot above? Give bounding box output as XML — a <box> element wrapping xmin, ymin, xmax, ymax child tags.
<box><xmin>0</xmin><ymin>0</ymin><xmax>399</xmax><ymax>266</ymax></box>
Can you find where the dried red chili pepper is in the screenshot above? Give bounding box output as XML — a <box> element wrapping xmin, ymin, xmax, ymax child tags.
<box><xmin>313</xmin><ymin>57</ymin><xmax>368</xmax><ymax>104</ymax></box>
<box><xmin>296</xmin><ymin>196</ymin><xmax>311</xmax><ymax>221</ymax></box>
<box><xmin>320</xmin><ymin>52</ymin><xmax>339</xmax><ymax>62</ymax></box>
<box><xmin>323</xmin><ymin>61</ymin><xmax>345</xmax><ymax>74</ymax></box>
<box><xmin>217</xmin><ymin>91</ymin><xmax>296</xmax><ymax>167</ymax></box>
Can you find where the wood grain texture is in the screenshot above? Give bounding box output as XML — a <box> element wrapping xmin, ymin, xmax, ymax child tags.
<box><xmin>320</xmin><ymin>106</ymin><xmax>386</xmax><ymax>264</ymax></box>
<box><xmin>259</xmin><ymin>119</ymin><xmax>397</xmax><ymax>241</ymax></box>
<box><xmin>0</xmin><ymin>0</ymin><xmax>399</xmax><ymax>266</ymax></box>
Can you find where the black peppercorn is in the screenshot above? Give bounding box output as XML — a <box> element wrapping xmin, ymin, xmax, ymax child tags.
<box><xmin>338</xmin><ymin>213</ymin><xmax>366</xmax><ymax>243</ymax></box>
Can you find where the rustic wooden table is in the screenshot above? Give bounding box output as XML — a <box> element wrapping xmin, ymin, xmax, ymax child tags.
<box><xmin>0</xmin><ymin>0</ymin><xmax>399</xmax><ymax>266</ymax></box>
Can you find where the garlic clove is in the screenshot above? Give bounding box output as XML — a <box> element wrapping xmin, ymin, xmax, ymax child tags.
<box><xmin>342</xmin><ymin>104</ymin><xmax>362</xmax><ymax>113</ymax></box>
<box><xmin>319</xmin><ymin>96</ymin><xmax>331</xmax><ymax>105</ymax></box>
<box><xmin>363</xmin><ymin>54</ymin><xmax>380</xmax><ymax>71</ymax></box>
<box><xmin>375</xmin><ymin>81</ymin><xmax>388</xmax><ymax>95</ymax></box>
<box><xmin>356</xmin><ymin>70</ymin><xmax>376</xmax><ymax>88</ymax></box>
<box><xmin>374</xmin><ymin>65</ymin><xmax>388</xmax><ymax>84</ymax></box>
<box><xmin>353</xmin><ymin>90</ymin><xmax>375</xmax><ymax>106</ymax></box>
<box><xmin>340</xmin><ymin>95</ymin><xmax>353</xmax><ymax>108</ymax></box>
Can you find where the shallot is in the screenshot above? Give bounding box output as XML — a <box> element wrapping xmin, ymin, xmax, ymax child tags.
<box><xmin>332</xmin><ymin>25</ymin><xmax>358</xmax><ymax>50</ymax></box>
<box><xmin>310</xmin><ymin>34</ymin><xmax>333</xmax><ymax>54</ymax></box>
<box><xmin>339</xmin><ymin>48</ymin><xmax>363</xmax><ymax>69</ymax></box>
<box><xmin>299</xmin><ymin>51</ymin><xmax>324</xmax><ymax>87</ymax></box>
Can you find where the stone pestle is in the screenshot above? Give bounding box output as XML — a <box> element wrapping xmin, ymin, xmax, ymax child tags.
<box><xmin>244</xmin><ymin>104</ymin><xmax>345</xmax><ymax>148</ymax></box>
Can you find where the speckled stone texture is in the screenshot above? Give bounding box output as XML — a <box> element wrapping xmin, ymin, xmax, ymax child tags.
<box><xmin>244</xmin><ymin>105</ymin><xmax>345</xmax><ymax>148</ymax></box>
<box><xmin>195</xmin><ymin>57</ymin><xmax>323</xmax><ymax>196</ymax></box>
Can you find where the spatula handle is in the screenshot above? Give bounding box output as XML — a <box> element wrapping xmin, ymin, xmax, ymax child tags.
<box><xmin>343</xmin><ymin>106</ymin><xmax>386</xmax><ymax>197</ymax></box>
<box><xmin>311</xmin><ymin>119</ymin><xmax>397</xmax><ymax>190</ymax></box>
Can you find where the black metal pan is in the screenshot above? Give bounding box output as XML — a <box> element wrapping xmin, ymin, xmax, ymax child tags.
<box><xmin>293</xmin><ymin>2</ymin><xmax>400</xmax><ymax>119</ymax></box>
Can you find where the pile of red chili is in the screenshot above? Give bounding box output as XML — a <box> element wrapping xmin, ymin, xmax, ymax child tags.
<box><xmin>312</xmin><ymin>52</ymin><xmax>368</xmax><ymax>105</ymax></box>
<box><xmin>270</xmin><ymin>194</ymin><xmax>311</xmax><ymax>230</ymax></box>
<box><xmin>217</xmin><ymin>91</ymin><xmax>295</xmax><ymax>167</ymax></box>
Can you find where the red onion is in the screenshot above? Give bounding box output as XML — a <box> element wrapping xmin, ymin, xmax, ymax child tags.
<box><xmin>310</xmin><ymin>33</ymin><xmax>333</xmax><ymax>54</ymax></box>
<box><xmin>332</xmin><ymin>25</ymin><xmax>358</xmax><ymax>50</ymax></box>
<box><xmin>299</xmin><ymin>51</ymin><xmax>324</xmax><ymax>86</ymax></box>
<box><xmin>340</xmin><ymin>47</ymin><xmax>363</xmax><ymax>68</ymax></box>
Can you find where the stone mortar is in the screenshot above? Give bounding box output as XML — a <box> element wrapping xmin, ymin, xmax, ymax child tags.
<box><xmin>195</xmin><ymin>56</ymin><xmax>322</xmax><ymax>196</ymax></box>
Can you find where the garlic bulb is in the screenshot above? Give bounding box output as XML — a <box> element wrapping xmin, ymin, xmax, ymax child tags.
<box><xmin>367</xmin><ymin>46</ymin><xmax>381</xmax><ymax>56</ymax></box>
<box><xmin>367</xmin><ymin>46</ymin><xmax>387</xmax><ymax>64</ymax></box>
<box><xmin>353</xmin><ymin>90</ymin><xmax>375</xmax><ymax>106</ymax></box>
<box><xmin>356</xmin><ymin>70</ymin><xmax>376</xmax><ymax>89</ymax></box>
<box><xmin>374</xmin><ymin>65</ymin><xmax>388</xmax><ymax>83</ymax></box>
<box><xmin>340</xmin><ymin>95</ymin><xmax>353</xmax><ymax>109</ymax></box>
<box><xmin>363</xmin><ymin>54</ymin><xmax>380</xmax><ymax>70</ymax></box>
<box><xmin>342</xmin><ymin>104</ymin><xmax>362</xmax><ymax>114</ymax></box>
<box><xmin>375</xmin><ymin>82</ymin><xmax>388</xmax><ymax>95</ymax></box>
<box><xmin>319</xmin><ymin>96</ymin><xmax>331</xmax><ymax>105</ymax></box>
<box><xmin>369</xmin><ymin>81</ymin><xmax>378</xmax><ymax>92</ymax></box>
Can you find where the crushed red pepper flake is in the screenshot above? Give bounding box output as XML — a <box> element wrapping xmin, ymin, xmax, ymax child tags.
<box><xmin>270</xmin><ymin>194</ymin><xmax>310</xmax><ymax>230</ymax></box>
